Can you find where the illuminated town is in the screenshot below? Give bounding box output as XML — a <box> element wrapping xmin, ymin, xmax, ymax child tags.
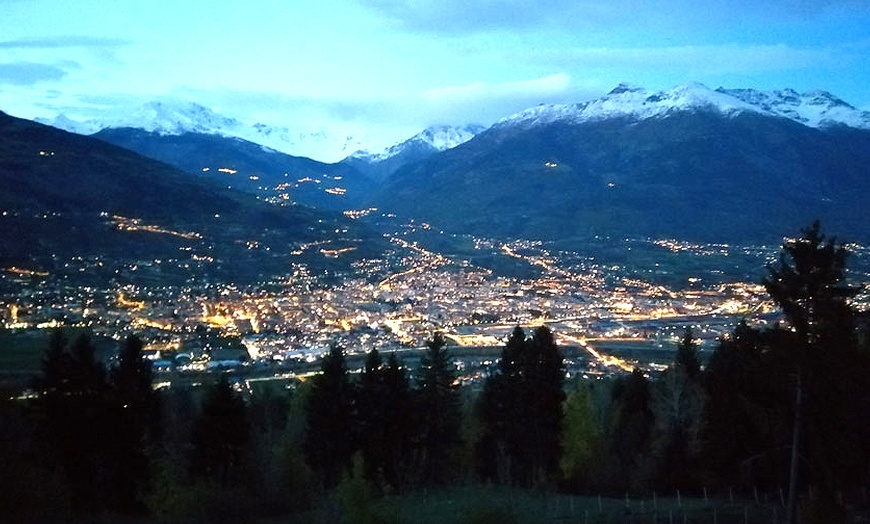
<box><xmin>10</xmin><ymin>210</ymin><xmax>865</xmax><ymax>389</ymax></box>
<box><xmin>3</xmin><ymin>197</ymin><xmax>870</xmax><ymax>390</ymax></box>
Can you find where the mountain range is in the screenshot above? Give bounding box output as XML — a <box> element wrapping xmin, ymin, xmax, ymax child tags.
<box><xmin>37</xmin><ymin>99</ymin><xmax>369</xmax><ymax>163</ymax></box>
<box><xmin>0</xmin><ymin>111</ymin><xmax>385</xmax><ymax>284</ymax></box>
<box><xmin>23</xmin><ymin>82</ymin><xmax>870</xmax><ymax>248</ymax></box>
<box><xmin>91</xmin><ymin>128</ymin><xmax>376</xmax><ymax>211</ymax></box>
<box><xmin>343</xmin><ymin>124</ymin><xmax>486</xmax><ymax>181</ymax></box>
<box><xmin>375</xmin><ymin>83</ymin><xmax>870</xmax><ymax>244</ymax></box>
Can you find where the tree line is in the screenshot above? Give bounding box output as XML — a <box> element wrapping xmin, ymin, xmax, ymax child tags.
<box><xmin>0</xmin><ymin>222</ymin><xmax>868</xmax><ymax>522</ymax></box>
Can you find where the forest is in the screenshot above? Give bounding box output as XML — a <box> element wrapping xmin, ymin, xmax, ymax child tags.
<box><xmin>1</xmin><ymin>222</ymin><xmax>868</xmax><ymax>523</ymax></box>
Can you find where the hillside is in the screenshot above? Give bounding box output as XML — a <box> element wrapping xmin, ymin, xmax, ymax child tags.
<box><xmin>374</xmin><ymin>85</ymin><xmax>870</xmax><ymax>244</ymax></box>
<box><xmin>92</xmin><ymin>128</ymin><xmax>376</xmax><ymax>210</ymax></box>
<box><xmin>0</xmin><ymin>111</ymin><xmax>383</xmax><ymax>284</ymax></box>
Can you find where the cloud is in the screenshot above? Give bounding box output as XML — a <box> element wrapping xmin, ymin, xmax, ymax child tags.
<box><xmin>421</xmin><ymin>73</ymin><xmax>571</xmax><ymax>111</ymax></box>
<box><xmin>0</xmin><ymin>36</ymin><xmax>128</xmax><ymax>49</ymax></box>
<box><xmin>359</xmin><ymin>0</ymin><xmax>575</xmax><ymax>32</ymax></box>
<box><xmin>0</xmin><ymin>62</ymin><xmax>71</xmax><ymax>86</ymax></box>
<box><xmin>171</xmin><ymin>74</ymin><xmax>582</xmax><ymax>143</ymax></box>
<box><xmin>359</xmin><ymin>0</ymin><xmax>869</xmax><ymax>34</ymax></box>
<box><xmin>535</xmin><ymin>44</ymin><xmax>834</xmax><ymax>75</ymax></box>
<box><xmin>422</xmin><ymin>73</ymin><xmax>572</xmax><ymax>101</ymax></box>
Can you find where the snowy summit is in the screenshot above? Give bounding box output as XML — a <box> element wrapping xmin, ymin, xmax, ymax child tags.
<box><xmin>37</xmin><ymin>99</ymin><xmax>370</xmax><ymax>163</ymax></box>
<box><xmin>496</xmin><ymin>83</ymin><xmax>870</xmax><ymax>130</ymax></box>
<box><xmin>351</xmin><ymin>124</ymin><xmax>486</xmax><ymax>162</ymax></box>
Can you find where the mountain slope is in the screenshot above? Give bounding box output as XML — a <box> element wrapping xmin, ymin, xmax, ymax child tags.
<box><xmin>37</xmin><ymin>99</ymin><xmax>367</xmax><ymax>163</ymax></box>
<box><xmin>374</xmin><ymin>84</ymin><xmax>870</xmax><ymax>244</ymax></box>
<box><xmin>495</xmin><ymin>83</ymin><xmax>870</xmax><ymax>131</ymax></box>
<box><xmin>344</xmin><ymin>124</ymin><xmax>485</xmax><ymax>181</ymax></box>
<box><xmin>92</xmin><ymin>128</ymin><xmax>376</xmax><ymax>210</ymax></box>
<box><xmin>0</xmin><ymin>111</ymin><xmax>382</xmax><ymax>283</ymax></box>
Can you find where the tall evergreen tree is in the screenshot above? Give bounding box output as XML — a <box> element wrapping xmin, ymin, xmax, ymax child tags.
<box><xmin>702</xmin><ymin>322</ymin><xmax>793</xmax><ymax>489</ymax></box>
<box><xmin>106</xmin><ymin>335</ymin><xmax>160</xmax><ymax>511</ymax></box>
<box><xmin>763</xmin><ymin>221</ymin><xmax>862</xmax><ymax>523</ymax></box>
<box><xmin>303</xmin><ymin>344</ymin><xmax>355</xmax><ymax>488</ymax></box>
<box><xmin>381</xmin><ymin>352</ymin><xmax>415</xmax><ymax>491</ymax></box>
<box><xmin>357</xmin><ymin>349</ymin><xmax>388</xmax><ymax>485</ymax></box>
<box><xmin>674</xmin><ymin>327</ymin><xmax>701</xmax><ymax>379</ymax></box>
<box><xmin>609</xmin><ymin>369</ymin><xmax>654</xmax><ymax>488</ymax></box>
<box><xmin>651</xmin><ymin>328</ymin><xmax>705</xmax><ymax>490</ymax></box>
<box><xmin>479</xmin><ymin>326</ymin><xmax>564</xmax><ymax>486</ymax></box>
<box><xmin>415</xmin><ymin>332</ymin><xmax>461</xmax><ymax>485</ymax></box>
<box><xmin>478</xmin><ymin>326</ymin><xmax>525</xmax><ymax>483</ymax></box>
<box><xmin>356</xmin><ymin>349</ymin><xmax>417</xmax><ymax>491</ymax></box>
<box><xmin>526</xmin><ymin>326</ymin><xmax>565</xmax><ymax>485</ymax></box>
<box><xmin>190</xmin><ymin>375</ymin><xmax>250</xmax><ymax>487</ymax></box>
<box><xmin>33</xmin><ymin>332</ymin><xmax>111</xmax><ymax>512</ymax></box>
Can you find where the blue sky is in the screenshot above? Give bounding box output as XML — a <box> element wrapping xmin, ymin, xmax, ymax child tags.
<box><xmin>1</xmin><ymin>0</ymin><xmax>868</xmax><ymax>149</ymax></box>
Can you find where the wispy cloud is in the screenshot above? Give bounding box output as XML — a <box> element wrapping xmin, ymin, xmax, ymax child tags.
<box><xmin>533</xmin><ymin>44</ymin><xmax>836</xmax><ymax>75</ymax></box>
<box><xmin>0</xmin><ymin>62</ymin><xmax>74</xmax><ymax>86</ymax></box>
<box><xmin>0</xmin><ymin>36</ymin><xmax>128</xmax><ymax>49</ymax></box>
<box><xmin>360</xmin><ymin>0</ymin><xmax>869</xmax><ymax>34</ymax></box>
<box><xmin>422</xmin><ymin>74</ymin><xmax>572</xmax><ymax>103</ymax></box>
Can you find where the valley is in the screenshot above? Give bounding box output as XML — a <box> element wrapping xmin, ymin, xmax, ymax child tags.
<box><xmin>5</xmin><ymin>212</ymin><xmax>868</xmax><ymax>387</ymax></box>
<box><xmin>3</xmin><ymin>83</ymin><xmax>870</xmax><ymax>385</ymax></box>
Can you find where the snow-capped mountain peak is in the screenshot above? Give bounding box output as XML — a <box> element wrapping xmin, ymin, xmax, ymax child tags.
<box><xmin>120</xmin><ymin>100</ymin><xmax>241</xmax><ymax>135</ymax></box>
<box><xmin>497</xmin><ymin>83</ymin><xmax>870</xmax><ymax>130</ymax></box>
<box><xmin>496</xmin><ymin>82</ymin><xmax>764</xmax><ymax>129</ymax></box>
<box><xmin>37</xmin><ymin>99</ymin><xmax>242</xmax><ymax>136</ymax></box>
<box><xmin>716</xmin><ymin>87</ymin><xmax>870</xmax><ymax>129</ymax></box>
<box><xmin>351</xmin><ymin>123</ymin><xmax>485</xmax><ymax>163</ymax></box>
<box><xmin>36</xmin><ymin>99</ymin><xmax>370</xmax><ymax>163</ymax></box>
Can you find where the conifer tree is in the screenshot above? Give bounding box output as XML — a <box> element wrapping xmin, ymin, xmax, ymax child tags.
<box><xmin>415</xmin><ymin>332</ymin><xmax>461</xmax><ymax>485</ymax></box>
<box><xmin>107</xmin><ymin>335</ymin><xmax>160</xmax><ymax>511</ymax></box>
<box><xmin>610</xmin><ymin>369</ymin><xmax>654</xmax><ymax>487</ymax></box>
<box><xmin>303</xmin><ymin>344</ymin><xmax>355</xmax><ymax>488</ymax></box>
<box><xmin>651</xmin><ymin>328</ymin><xmax>705</xmax><ymax>489</ymax></box>
<box><xmin>526</xmin><ymin>326</ymin><xmax>565</xmax><ymax>485</ymax></box>
<box><xmin>702</xmin><ymin>322</ymin><xmax>792</xmax><ymax>488</ymax></box>
<box><xmin>191</xmin><ymin>374</ymin><xmax>250</xmax><ymax>487</ymax></box>
<box><xmin>479</xmin><ymin>326</ymin><xmax>564</xmax><ymax>486</ymax></box>
<box><xmin>674</xmin><ymin>327</ymin><xmax>701</xmax><ymax>379</ymax></box>
<box><xmin>190</xmin><ymin>375</ymin><xmax>250</xmax><ymax>487</ymax></box>
<box><xmin>33</xmin><ymin>332</ymin><xmax>111</xmax><ymax>512</ymax></box>
<box><xmin>358</xmin><ymin>349</ymin><xmax>387</xmax><ymax>485</ymax></box>
<box><xmin>763</xmin><ymin>221</ymin><xmax>861</xmax><ymax>523</ymax></box>
<box><xmin>381</xmin><ymin>352</ymin><xmax>415</xmax><ymax>490</ymax></box>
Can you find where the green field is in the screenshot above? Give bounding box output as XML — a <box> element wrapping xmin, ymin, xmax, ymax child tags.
<box><xmin>0</xmin><ymin>328</ymin><xmax>97</xmax><ymax>390</ymax></box>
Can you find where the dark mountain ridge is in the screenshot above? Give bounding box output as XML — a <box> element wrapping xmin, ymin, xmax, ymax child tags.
<box><xmin>92</xmin><ymin>128</ymin><xmax>376</xmax><ymax>211</ymax></box>
<box><xmin>0</xmin><ymin>111</ymin><xmax>383</xmax><ymax>283</ymax></box>
<box><xmin>375</xmin><ymin>108</ymin><xmax>870</xmax><ymax>244</ymax></box>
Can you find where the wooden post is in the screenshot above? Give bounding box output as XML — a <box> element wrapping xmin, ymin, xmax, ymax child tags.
<box><xmin>785</xmin><ymin>373</ymin><xmax>803</xmax><ymax>524</ymax></box>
